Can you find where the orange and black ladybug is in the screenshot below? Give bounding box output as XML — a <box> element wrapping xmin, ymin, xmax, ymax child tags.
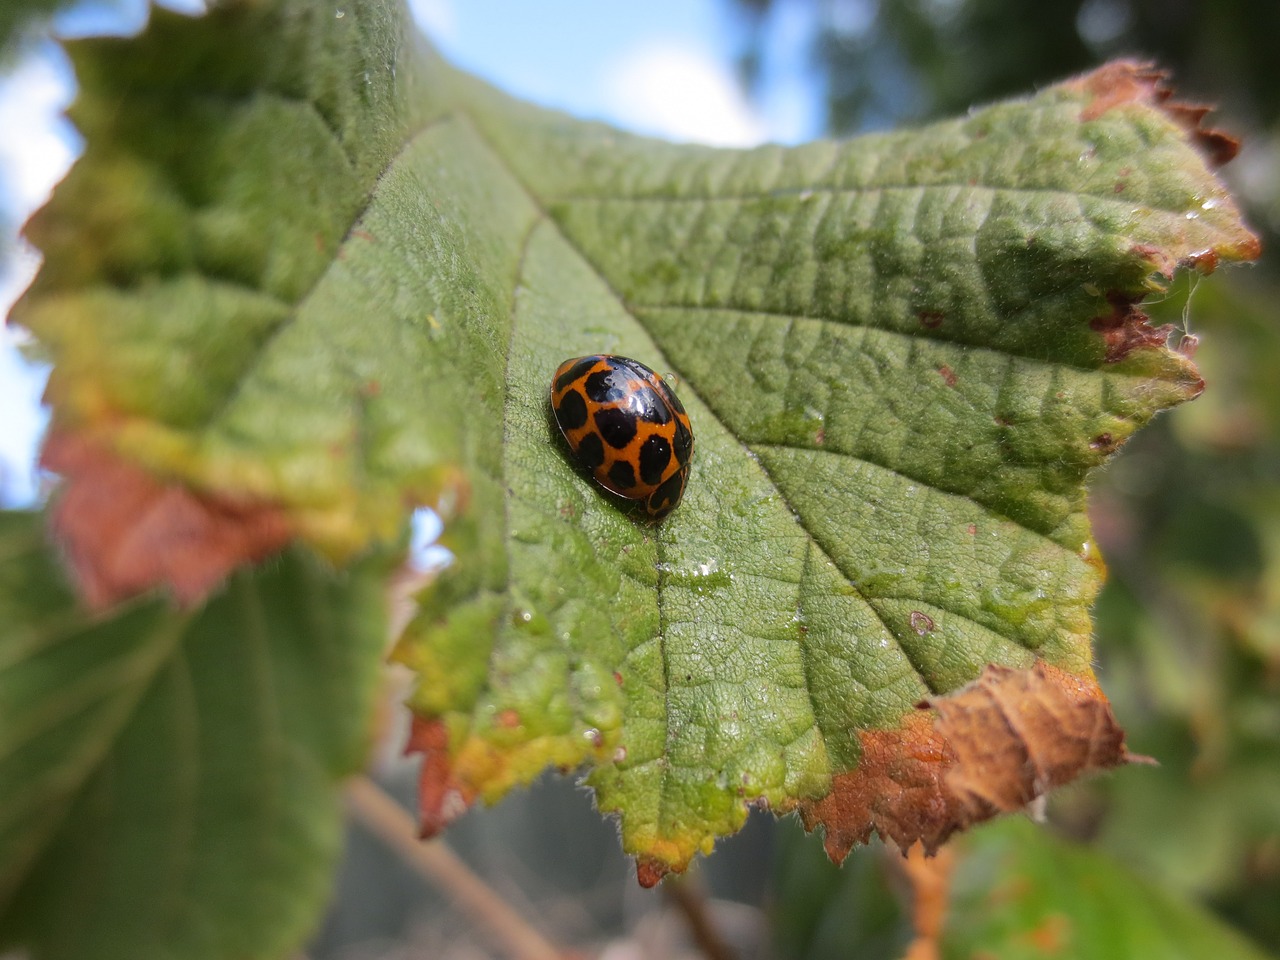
<box><xmin>550</xmin><ymin>355</ymin><xmax>693</xmax><ymax>519</ymax></box>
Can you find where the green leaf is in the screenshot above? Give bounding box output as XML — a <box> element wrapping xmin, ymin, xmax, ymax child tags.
<box><xmin>20</xmin><ymin>0</ymin><xmax>452</xmax><ymax>558</ymax></box>
<box><xmin>16</xmin><ymin>0</ymin><xmax>1259</xmax><ymax>877</ymax></box>
<box><xmin>0</xmin><ymin>511</ymin><xmax>389</xmax><ymax>960</ymax></box>
<box><xmin>769</xmin><ymin>816</ymin><xmax>1277</xmax><ymax>960</ymax></box>
<box><xmin>940</xmin><ymin>818</ymin><xmax>1277</xmax><ymax>960</ymax></box>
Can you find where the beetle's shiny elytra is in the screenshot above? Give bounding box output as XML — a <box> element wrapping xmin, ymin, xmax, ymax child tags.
<box><xmin>550</xmin><ymin>355</ymin><xmax>693</xmax><ymax>519</ymax></box>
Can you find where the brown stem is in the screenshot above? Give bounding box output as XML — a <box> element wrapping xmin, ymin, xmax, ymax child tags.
<box><xmin>895</xmin><ymin>841</ymin><xmax>955</xmax><ymax>960</ymax></box>
<box><xmin>343</xmin><ymin>776</ymin><xmax>566</xmax><ymax>960</ymax></box>
<box><xmin>665</xmin><ymin>873</ymin><xmax>737</xmax><ymax>960</ymax></box>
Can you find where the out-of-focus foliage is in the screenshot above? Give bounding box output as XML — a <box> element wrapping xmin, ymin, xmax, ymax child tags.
<box><xmin>1078</xmin><ymin>275</ymin><xmax>1280</xmax><ymax>950</ymax></box>
<box><xmin>734</xmin><ymin>0</ymin><xmax>1280</xmax><ymax>254</ymax></box>
<box><xmin>939</xmin><ymin>818</ymin><xmax>1275</xmax><ymax>960</ymax></box>
<box><xmin>0</xmin><ymin>0</ymin><xmax>105</xmax><ymax>64</ymax></box>
<box><xmin>735</xmin><ymin>0</ymin><xmax>1280</xmax><ymax>954</ymax></box>
<box><xmin>733</xmin><ymin>0</ymin><xmax>1280</xmax><ymax>129</ymax></box>
<box><xmin>771</xmin><ymin>826</ymin><xmax>911</xmax><ymax>960</ymax></box>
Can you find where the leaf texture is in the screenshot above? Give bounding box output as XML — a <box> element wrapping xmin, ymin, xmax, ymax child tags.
<box><xmin>14</xmin><ymin>0</ymin><xmax>1261</xmax><ymax>878</ymax></box>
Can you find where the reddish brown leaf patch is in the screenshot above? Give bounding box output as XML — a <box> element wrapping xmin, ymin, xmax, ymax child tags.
<box><xmin>1023</xmin><ymin>913</ymin><xmax>1072</xmax><ymax>954</ymax></box>
<box><xmin>43</xmin><ymin>432</ymin><xmax>293</xmax><ymax>609</ymax></box>
<box><xmin>636</xmin><ymin>857</ymin><xmax>671</xmax><ymax>889</ymax></box>
<box><xmin>1088</xmin><ymin>294</ymin><xmax>1182</xmax><ymax>366</ymax></box>
<box><xmin>1182</xmin><ymin>248</ymin><xmax>1220</xmax><ymax>274</ymax></box>
<box><xmin>405</xmin><ymin>714</ymin><xmax>478</xmax><ymax>836</ymax></box>
<box><xmin>799</xmin><ymin>661</ymin><xmax>1132</xmax><ymax>863</ymax></box>
<box><xmin>1089</xmin><ymin>433</ymin><xmax>1120</xmax><ymax>455</ymax></box>
<box><xmin>1068</xmin><ymin>60</ymin><xmax>1240</xmax><ymax>168</ymax></box>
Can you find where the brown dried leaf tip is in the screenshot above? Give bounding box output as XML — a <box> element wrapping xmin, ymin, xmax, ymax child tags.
<box><xmin>405</xmin><ymin>714</ymin><xmax>478</xmax><ymax>837</ymax></box>
<box><xmin>1088</xmin><ymin>292</ymin><xmax>1202</xmax><ymax>377</ymax></box>
<box><xmin>1068</xmin><ymin>60</ymin><xmax>1240</xmax><ymax>167</ymax></box>
<box><xmin>43</xmin><ymin>432</ymin><xmax>293</xmax><ymax>609</ymax></box>
<box><xmin>800</xmin><ymin>661</ymin><xmax>1133</xmax><ymax>863</ymax></box>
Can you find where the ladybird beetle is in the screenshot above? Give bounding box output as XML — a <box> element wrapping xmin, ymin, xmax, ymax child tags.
<box><xmin>550</xmin><ymin>355</ymin><xmax>693</xmax><ymax>519</ymax></box>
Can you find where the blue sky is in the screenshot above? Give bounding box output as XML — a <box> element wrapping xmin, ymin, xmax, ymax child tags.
<box><xmin>0</xmin><ymin>0</ymin><xmax>823</xmax><ymax>508</ymax></box>
<box><xmin>410</xmin><ymin>0</ymin><xmax>820</xmax><ymax>145</ymax></box>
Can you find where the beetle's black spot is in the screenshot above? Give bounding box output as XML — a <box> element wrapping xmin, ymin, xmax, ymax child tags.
<box><xmin>673</xmin><ymin>418</ymin><xmax>693</xmax><ymax>464</ymax></box>
<box><xmin>577</xmin><ymin>431</ymin><xmax>605</xmax><ymax>470</ymax></box>
<box><xmin>647</xmin><ymin>467</ymin><xmax>687</xmax><ymax>517</ymax></box>
<box><xmin>628</xmin><ymin>386</ymin><xmax>670</xmax><ymax>424</ymax></box>
<box><xmin>585</xmin><ymin>369</ymin><xmax>625</xmax><ymax>404</ymax></box>
<box><xmin>639</xmin><ymin>434</ymin><xmax>671</xmax><ymax>485</ymax></box>
<box><xmin>555</xmin><ymin>357</ymin><xmax>598</xmax><ymax>393</ymax></box>
<box><xmin>556</xmin><ymin>389</ymin><xmax>589</xmax><ymax>431</ymax></box>
<box><xmin>612</xmin><ymin>356</ymin><xmax>648</xmax><ymax>377</ymax></box>
<box><xmin>595</xmin><ymin>406</ymin><xmax>637</xmax><ymax>449</ymax></box>
<box><xmin>651</xmin><ymin>375</ymin><xmax>687</xmax><ymax>414</ymax></box>
<box><xmin>607</xmin><ymin>460</ymin><xmax>636</xmax><ymax>491</ymax></box>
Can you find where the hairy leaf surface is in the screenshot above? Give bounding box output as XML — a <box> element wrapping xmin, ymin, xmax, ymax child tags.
<box><xmin>14</xmin><ymin>0</ymin><xmax>1260</xmax><ymax>878</ymax></box>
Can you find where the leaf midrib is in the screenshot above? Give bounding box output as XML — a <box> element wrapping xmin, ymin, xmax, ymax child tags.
<box><xmin>545</xmin><ymin>180</ymin><xmax>1196</xmax><ymax>212</ymax></box>
<box><xmin>634</xmin><ymin>302</ymin><xmax>1177</xmax><ymax>378</ymax></box>
<box><xmin>194</xmin><ymin>108</ymin><xmax>460</xmax><ymax>436</ymax></box>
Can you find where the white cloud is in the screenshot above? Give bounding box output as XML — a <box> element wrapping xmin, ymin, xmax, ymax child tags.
<box><xmin>0</xmin><ymin>45</ymin><xmax>79</xmax><ymax>223</ymax></box>
<box><xmin>604</xmin><ymin>43</ymin><xmax>766</xmax><ymax>148</ymax></box>
<box><xmin>0</xmin><ymin>239</ymin><xmax>40</xmax><ymax>317</ymax></box>
<box><xmin>157</xmin><ymin>0</ymin><xmax>209</xmax><ymax>14</ymax></box>
<box><xmin>0</xmin><ymin>45</ymin><xmax>74</xmax><ymax>507</ymax></box>
<box><xmin>0</xmin><ymin>318</ymin><xmax>50</xmax><ymax>508</ymax></box>
<box><xmin>408</xmin><ymin>0</ymin><xmax>458</xmax><ymax>44</ymax></box>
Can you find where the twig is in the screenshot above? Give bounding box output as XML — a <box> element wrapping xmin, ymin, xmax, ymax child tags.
<box><xmin>344</xmin><ymin>776</ymin><xmax>566</xmax><ymax>960</ymax></box>
<box><xmin>664</xmin><ymin>873</ymin><xmax>737</xmax><ymax>960</ymax></box>
<box><xmin>896</xmin><ymin>842</ymin><xmax>955</xmax><ymax>960</ymax></box>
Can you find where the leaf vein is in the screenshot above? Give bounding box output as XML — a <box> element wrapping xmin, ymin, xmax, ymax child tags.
<box><xmin>793</xmin><ymin>539</ymin><xmax>829</xmax><ymax>750</ymax></box>
<box><xmin>548</xmin><ymin>183</ymin><xmax>1197</xmax><ymax>220</ymax></box>
<box><xmin>156</xmin><ymin>643</ymin><xmax>200</xmax><ymax>950</ymax></box>
<box><xmin>0</xmin><ymin>614</ymin><xmax>188</xmax><ymax>910</ymax></box>
<box><xmin>633</xmin><ymin>303</ymin><xmax>1123</xmax><ymax>378</ymax></box>
<box><xmin>196</xmin><ymin>110</ymin><xmax>462</xmax><ymax>433</ymax></box>
<box><xmin>747</xmin><ymin>438</ymin><xmax>1076</xmax><ymax>550</ymax></box>
<box><xmin>240</xmin><ymin>572</ymin><xmax>286</xmax><ymax>917</ymax></box>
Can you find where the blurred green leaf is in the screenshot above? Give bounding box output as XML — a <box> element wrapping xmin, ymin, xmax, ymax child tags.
<box><xmin>942</xmin><ymin>818</ymin><xmax>1277</xmax><ymax>960</ymax></box>
<box><xmin>1071</xmin><ymin>273</ymin><xmax>1280</xmax><ymax>941</ymax></box>
<box><xmin>1</xmin><ymin>0</ymin><xmax>67</xmax><ymax>64</ymax></box>
<box><xmin>0</xmin><ymin>510</ymin><xmax>390</xmax><ymax>960</ymax></box>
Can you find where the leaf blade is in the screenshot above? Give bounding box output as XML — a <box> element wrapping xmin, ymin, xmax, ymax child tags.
<box><xmin>0</xmin><ymin>511</ymin><xmax>389</xmax><ymax>960</ymax></box>
<box><xmin>400</xmin><ymin>58</ymin><xmax>1256</xmax><ymax>875</ymax></box>
<box><xmin>17</xmin><ymin>0</ymin><xmax>1261</xmax><ymax>879</ymax></box>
